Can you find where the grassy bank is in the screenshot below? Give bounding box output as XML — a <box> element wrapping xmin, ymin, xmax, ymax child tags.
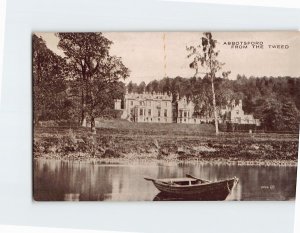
<box><xmin>33</xmin><ymin>119</ymin><xmax>299</xmax><ymax>166</ymax></box>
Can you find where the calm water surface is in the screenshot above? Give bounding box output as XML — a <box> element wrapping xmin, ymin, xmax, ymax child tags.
<box><xmin>34</xmin><ymin>159</ymin><xmax>297</xmax><ymax>201</ymax></box>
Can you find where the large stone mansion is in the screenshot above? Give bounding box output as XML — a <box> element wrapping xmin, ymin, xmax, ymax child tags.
<box><xmin>220</xmin><ymin>99</ymin><xmax>260</xmax><ymax>125</ymax></box>
<box><xmin>114</xmin><ymin>92</ymin><xmax>260</xmax><ymax>125</ymax></box>
<box><xmin>114</xmin><ymin>92</ymin><xmax>173</xmax><ymax>123</ymax></box>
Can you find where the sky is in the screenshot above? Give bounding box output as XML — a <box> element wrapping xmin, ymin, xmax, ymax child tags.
<box><xmin>35</xmin><ymin>32</ymin><xmax>300</xmax><ymax>84</ymax></box>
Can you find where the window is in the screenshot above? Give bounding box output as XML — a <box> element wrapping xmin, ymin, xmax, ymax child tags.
<box><xmin>165</xmin><ymin>102</ymin><xmax>168</xmax><ymax>107</ymax></box>
<box><xmin>236</xmin><ymin>110</ymin><xmax>239</xmax><ymax>115</ymax></box>
<box><xmin>148</xmin><ymin>109</ymin><xmax>151</xmax><ymax>116</ymax></box>
<box><xmin>164</xmin><ymin>109</ymin><xmax>167</xmax><ymax>117</ymax></box>
<box><xmin>130</xmin><ymin>101</ymin><xmax>133</xmax><ymax>106</ymax></box>
<box><xmin>184</xmin><ymin>112</ymin><xmax>187</xmax><ymax>117</ymax></box>
<box><xmin>140</xmin><ymin>109</ymin><xmax>143</xmax><ymax>116</ymax></box>
<box><xmin>158</xmin><ymin>118</ymin><xmax>160</xmax><ymax>121</ymax></box>
<box><xmin>158</xmin><ymin>110</ymin><xmax>161</xmax><ymax>117</ymax></box>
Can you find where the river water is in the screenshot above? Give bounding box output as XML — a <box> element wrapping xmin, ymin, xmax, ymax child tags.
<box><xmin>33</xmin><ymin>159</ymin><xmax>297</xmax><ymax>201</ymax></box>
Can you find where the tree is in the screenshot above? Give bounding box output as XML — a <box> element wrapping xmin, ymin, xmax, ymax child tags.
<box><xmin>187</xmin><ymin>32</ymin><xmax>230</xmax><ymax>135</ymax></box>
<box><xmin>88</xmin><ymin>56</ymin><xmax>129</xmax><ymax>132</ymax></box>
<box><xmin>32</xmin><ymin>34</ymin><xmax>70</xmax><ymax>124</ymax></box>
<box><xmin>263</xmin><ymin>101</ymin><xmax>283</xmax><ymax>131</ymax></box>
<box><xmin>127</xmin><ymin>81</ymin><xmax>138</xmax><ymax>93</ymax></box>
<box><xmin>127</xmin><ymin>81</ymin><xmax>134</xmax><ymax>93</ymax></box>
<box><xmin>281</xmin><ymin>100</ymin><xmax>299</xmax><ymax>131</ymax></box>
<box><xmin>255</xmin><ymin>98</ymin><xmax>284</xmax><ymax>131</ymax></box>
<box><xmin>137</xmin><ymin>81</ymin><xmax>146</xmax><ymax>93</ymax></box>
<box><xmin>151</xmin><ymin>80</ymin><xmax>159</xmax><ymax>93</ymax></box>
<box><xmin>162</xmin><ymin>78</ymin><xmax>171</xmax><ymax>94</ymax></box>
<box><xmin>57</xmin><ymin>33</ymin><xmax>129</xmax><ymax>132</ymax></box>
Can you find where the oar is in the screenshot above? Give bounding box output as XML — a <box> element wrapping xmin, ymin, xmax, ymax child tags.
<box><xmin>186</xmin><ymin>174</ymin><xmax>211</xmax><ymax>183</ymax></box>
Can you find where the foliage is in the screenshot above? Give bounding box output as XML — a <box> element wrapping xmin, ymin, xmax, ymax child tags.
<box><xmin>56</xmin><ymin>33</ymin><xmax>130</xmax><ymax>131</ymax></box>
<box><xmin>127</xmin><ymin>76</ymin><xmax>300</xmax><ymax>132</ymax></box>
<box><xmin>255</xmin><ymin>98</ymin><xmax>299</xmax><ymax>131</ymax></box>
<box><xmin>32</xmin><ymin>34</ymin><xmax>72</xmax><ymax>122</ymax></box>
<box><xmin>186</xmin><ymin>32</ymin><xmax>231</xmax><ymax>135</ymax></box>
<box><xmin>281</xmin><ymin>101</ymin><xmax>298</xmax><ymax>131</ymax></box>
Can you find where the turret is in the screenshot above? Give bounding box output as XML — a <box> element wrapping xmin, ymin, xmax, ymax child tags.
<box><xmin>231</xmin><ymin>99</ymin><xmax>236</xmax><ymax>108</ymax></box>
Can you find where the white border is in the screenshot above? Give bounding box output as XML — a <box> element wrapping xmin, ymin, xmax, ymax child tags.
<box><xmin>0</xmin><ymin>1</ymin><xmax>298</xmax><ymax>233</ymax></box>
<box><xmin>163</xmin><ymin>0</ymin><xmax>300</xmax><ymax>8</ymax></box>
<box><xmin>0</xmin><ymin>0</ymin><xmax>6</xmax><ymax>103</ymax></box>
<box><xmin>0</xmin><ymin>225</ymin><xmax>134</xmax><ymax>233</ymax></box>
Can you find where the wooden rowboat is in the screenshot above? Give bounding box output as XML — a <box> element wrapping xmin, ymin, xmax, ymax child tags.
<box><xmin>145</xmin><ymin>174</ymin><xmax>239</xmax><ymax>201</ymax></box>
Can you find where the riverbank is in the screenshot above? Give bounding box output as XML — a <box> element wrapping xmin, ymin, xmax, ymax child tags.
<box><xmin>33</xmin><ymin>156</ymin><xmax>298</xmax><ymax>167</ymax></box>
<box><xmin>33</xmin><ymin>120</ymin><xmax>299</xmax><ymax>166</ymax></box>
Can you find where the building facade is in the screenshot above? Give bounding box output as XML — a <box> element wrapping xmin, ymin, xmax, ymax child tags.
<box><xmin>115</xmin><ymin>92</ymin><xmax>173</xmax><ymax>123</ymax></box>
<box><xmin>220</xmin><ymin>99</ymin><xmax>260</xmax><ymax>126</ymax></box>
<box><xmin>115</xmin><ymin>92</ymin><xmax>259</xmax><ymax>125</ymax></box>
<box><xmin>176</xmin><ymin>96</ymin><xmax>211</xmax><ymax>124</ymax></box>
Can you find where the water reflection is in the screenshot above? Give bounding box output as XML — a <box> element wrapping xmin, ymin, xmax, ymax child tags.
<box><xmin>153</xmin><ymin>191</ymin><xmax>229</xmax><ymax>201</ymax></box>
<box><xmin>33</xmin><ymin>159</ymin><xmax>297</xmax><ymax>201</ymax></box>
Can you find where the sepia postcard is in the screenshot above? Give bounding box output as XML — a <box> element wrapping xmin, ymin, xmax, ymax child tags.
<box><xmin>33</xmin><ymin>32</ymin><xmax>299</xmax><ymax>201</ymax></box>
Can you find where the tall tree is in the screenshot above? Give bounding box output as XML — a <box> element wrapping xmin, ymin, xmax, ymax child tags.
<box><xmin>281</xmin><ymin>100</ymin><xmax>299</xmax><ymax>131</ymax></box>
<box><xmin>32</xmin><ymin>34</ymin><xmax>70</xmax><ymax>124</ymax></box>
<box><xmin>127</xmin><ymin>81</ymin><xmax>134</xmax><ymax>93</ymax></box>
<box><xmin>162</xmin><ymin>78</ymin><xmax>171</xmax><ymax>94</ymax></box>
<box><xmin>151</xmin><ymin>80</ymin><xmax>159</xmax><ymax>93</ymax></box>
<box><xmin>260</xmin><ymin>99</ymin><xmax>284</xmax><ymax>131</ymax></box>
<box><xmin>57</xmin><ymin>33</ymin><xmax>129</xmax><ymax>132</ymax></box>
<box><xmin>187</xmin><ymin>32</ymin><xmax>230</xmax><ymax>135</ymax></box>
<box><xmin>137</xmin><ymin>81</ymin><xmax>146</xmax><ymax>93</ymax></box>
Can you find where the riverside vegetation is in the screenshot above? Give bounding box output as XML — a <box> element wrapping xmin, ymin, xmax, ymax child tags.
<box><xmin>34</xmin><ymin>119</ymin><xmax>298</xmax><ymax>166</ymax></box>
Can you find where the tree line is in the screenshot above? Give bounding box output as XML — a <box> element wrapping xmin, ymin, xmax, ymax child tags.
<box><xmin>127</xmin><ymin>75</ymin><xmax>300</xmax><ymax>132</ymax></box>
